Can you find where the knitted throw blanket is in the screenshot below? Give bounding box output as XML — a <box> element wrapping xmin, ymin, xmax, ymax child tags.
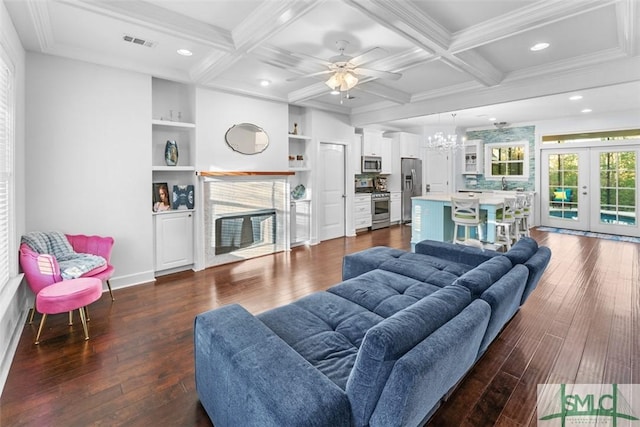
<box><xmin>21</xmin><ymin>231</ymin><xmax>107</xmax><ymax>279</ymax></box>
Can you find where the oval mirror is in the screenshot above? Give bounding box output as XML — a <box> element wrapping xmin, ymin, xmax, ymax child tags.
<box><xmin>224</xmin><ymin>123</ymin><xmax>269</xmax><ymax>155</ymax></box>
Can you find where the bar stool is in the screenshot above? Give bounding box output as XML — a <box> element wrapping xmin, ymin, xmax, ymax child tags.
<box><xmin>494</xmin><ymin>197</ymin><xmax>516</xmax><ymax>251</ymax></box>
<box><xmin>34</xmin><ymin>277</ymin><xmax>102</xmax><ymax>344</ymax></box>
<box><xmin>451</xmin><ymin>196</ymin><xmax>483</xmax><ymax>245</ymax></box>
<box><xmin>514</xmin><ymin>193</ymin><xmax>530</xmax><ymax>239</ymax></box>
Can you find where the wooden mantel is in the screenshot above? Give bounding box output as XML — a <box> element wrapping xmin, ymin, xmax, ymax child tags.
<box><xmin>197</xmin><ymin>171</ymin><xmax>295</xmax><ymax>177</ymax></box>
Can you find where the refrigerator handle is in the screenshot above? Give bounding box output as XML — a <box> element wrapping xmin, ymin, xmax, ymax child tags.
<box><xmin>411</xmin><ymin>169</ymin><xmax>416</xmax><ymax>192</ymax></box>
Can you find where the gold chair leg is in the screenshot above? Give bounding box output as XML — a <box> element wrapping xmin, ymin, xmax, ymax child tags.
<box><xmin>78</xmin><ymin>307</ymin><xmax>90</xmax><ymax>341</ymax></box>
<box><xmin>68</xmin><ymin>311</ymin><xmax>73</xmax><ymax>325</ymax></box>
<box><xmin>85</xmin><ymin>305</ymin><xmax>90</xmax><ymax>322</ymax></box>
<box><xmin>35</xmin><ymin>313</ymin><xmax>47</xmax><ymax>345</ymax></box>
<box><xmin>107</xmin><ymin>280</ymin><xmax>114</xmax><ymax>301</ymax></box>
<box><xmin>29</xmin><ymin>302</ymin><xmax>37</xmax><ymax>324</ymax></box>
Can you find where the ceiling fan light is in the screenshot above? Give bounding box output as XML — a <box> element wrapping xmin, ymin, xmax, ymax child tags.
<box><xmin>343</xmin><ymin>72</ymin><xmax>358</xmax><ymax>90</ymax></box>
<box><xmin>325</xmin><ymin>74</ymin><xmax>339</xmax><ymax>90</ymax></box>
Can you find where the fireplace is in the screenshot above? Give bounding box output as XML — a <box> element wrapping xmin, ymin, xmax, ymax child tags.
<box><xmin>201</xmin><ymin>175</ymin><xmax>289</xmax><ymax>267</ymax></box>
<box><xmin>214</xmin><ymin>209</ymin><xmax>276</xmax><ymax>255</ymax></box>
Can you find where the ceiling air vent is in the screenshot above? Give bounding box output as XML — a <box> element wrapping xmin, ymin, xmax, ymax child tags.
<box><xmin>122</xmin><ymin>34</ymin><xmax>157</xmax><ymax>48</ymax></box>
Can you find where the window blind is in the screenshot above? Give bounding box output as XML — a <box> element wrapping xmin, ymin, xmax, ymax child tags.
<box><xmin>0</xmin><ymin>50</ymin><xmax>14</xmax><ymax>291</ymax></box>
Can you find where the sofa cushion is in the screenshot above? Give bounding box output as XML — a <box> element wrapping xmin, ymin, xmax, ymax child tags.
<box><xmin>504</xmin><ymin>237</ymin><xmax>538</xmax><ymax>264</ymax></box>
<box><xmin>328</xmin><ymin>270</ymin><xmax>443</xmax><ymax>318</ymax></box>
<box><xmin>258</xmin><ymin>292</ymin><xmax>382</xmax><ymax>389</ymax></box>
<box><xmin>455</xmin><ymin>255</ymin><xmax>513</xmax><ymax>298</ymax></box>
<box><xmin>342</xmin><ymin>246</ymin><xmax>406</xmax><ymax>280</ymax></box>
<box><xmin>346</xmin><ymin>283</ymin><xmax>472</xmax><ymax>427</ymax></box>
<box><xmin>377</xmin><ymin>253</ymin><xmax>472</xmax><ymax>288</ymax></box>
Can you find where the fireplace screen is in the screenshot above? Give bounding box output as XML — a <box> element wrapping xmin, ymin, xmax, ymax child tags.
<box><xmin>215</xmin><ymin>209</ymin><xmax>276</xmax><ymax>255</ymax></box>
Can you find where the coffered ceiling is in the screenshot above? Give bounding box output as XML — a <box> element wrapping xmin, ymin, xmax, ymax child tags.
<box><xmin>5</xmin><ymin>0</ymin><xmax>640</xmax><ymax>130</ymax></box>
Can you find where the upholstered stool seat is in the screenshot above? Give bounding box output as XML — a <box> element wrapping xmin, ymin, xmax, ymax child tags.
<box><xmin>34</xmin><ymin>277</ymin><xmax>102</xmax><ymax>344</ymax></box>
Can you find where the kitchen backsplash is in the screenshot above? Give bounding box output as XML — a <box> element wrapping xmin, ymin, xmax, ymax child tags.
<box><xmin>463</xmin><ymin>125</ymin><xmax>536</xmax><ymax>192</ymax></box>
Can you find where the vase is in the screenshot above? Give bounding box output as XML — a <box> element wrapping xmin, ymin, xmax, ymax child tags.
<box><xmin>165</xmin><ymin>140</ymin><xmax>179</xmax><ymax>166</ymax></box>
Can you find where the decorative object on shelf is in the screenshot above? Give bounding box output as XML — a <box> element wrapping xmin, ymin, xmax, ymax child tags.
<box><xmin>291</xmin><ymin>184</ymin><xmax>306</xmax><ymax>200</ymax></box>
<box><xmin>426</xmin><ymin>113</ymin><xmax>461</xmax><ymax>152</ymax></box>
<box><xmin>225</xmin><ymin>123</ymin><xmax>269</xmax><ymax>155</ymax></box>
<box><xmin>172</xmin><ymin>184</ymin><xmax>195</xmax><ymax>210</ymax></box>
<box><xmin>288</xmin><ymin>155</ymin><xmax>295</xmax><ymax>167</ymax></box>
<box><xmin>296</xmin><ymin>154</ymin><xmax>304</xmax><ymax>167</ymax></box>
<box><xmin>152</xmin><ymin>182</ymin><xmax>172</xmax><ymax>212</ymax></box>
<box><xmin>291</xmin><ymin>123</ymin><xmax>298</xmax><ymax>135</ymax></box>
<box><xmin>165</xmin><ymin>140</ymin><xmax>179</xmax><ymax>166</ymax></box>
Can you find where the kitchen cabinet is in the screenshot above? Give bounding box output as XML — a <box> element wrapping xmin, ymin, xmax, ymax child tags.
<box><xmin>390</xmin><ymin>191</ymin><xmax>401</xmax><ymax>223</ymax></box>
<box><xmin>354</xmin><ymin>194</ymin><xmax>372</xmax><ymax>230</ymax></box>
<box><xmin>462</xmin><ymin>139</ymin><xmax>483</xmax><ymax>175</ymax></box>
<box><xmin>154</xmin><ymin>210</ymin><xmax>194</xmax><ymax>271</ymax></box>
<box><xmin>398</xmin><ymin>132</ymin><xmax>421</xmax><ymax>159</ymax></box>
<box><xmin>362</xmin><ymin>131</ymin><xmax>391</xmax><ymax>174</ymax></box>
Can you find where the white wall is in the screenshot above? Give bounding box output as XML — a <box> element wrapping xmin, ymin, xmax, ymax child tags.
<box><xmin>25</xmin><ymin>53</ymin><xmax>154</xmax><ymax>288</ymax></box>
<box><xmin>0</xmin><ymin>0</ymin><xmax>27</xmax><ymax>396</ymax></box>
<box><xmin>195</xmin><ymin>88</ymin><xmax>288</xmax><ymax>171</ymax></box>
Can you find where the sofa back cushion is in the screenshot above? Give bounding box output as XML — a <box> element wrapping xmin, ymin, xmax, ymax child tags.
<box><xmin>346</xmin><ymin>283</ymin><xmax>471</xmax><ymax>427</ymax></box>
<box><xmin>455</xmin><ymin>255</ymin><xmax>513</xmax><ymax>298</ymax></box>
<box><xmin>504</xmin><ymin>236</ymin><xmax>538</xmax><ymax>264</ymax></box>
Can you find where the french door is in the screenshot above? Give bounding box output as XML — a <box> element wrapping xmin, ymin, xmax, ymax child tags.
<box><xmin>540</xmin><ymin>144</ymin><xmax>639</xmax><ymax>237</ymax></box>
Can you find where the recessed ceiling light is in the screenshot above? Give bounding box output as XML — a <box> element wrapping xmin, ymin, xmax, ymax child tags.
<box><xmin>581</xmin><ymin>108</ymin><xmax>592</xmax><ymax>113</ymax></box>
<box><xmin>530</xmin><ymin>42</ymin><xmax>550</xmax><ymax>51</ymax></box>
<box><xmin>488</xmin><ymin>117</ymin><xmax>497</xmax><ymax>121</ymax></box>
<box><xmin>177</xmin><ymin>49</ymin><xmax>193</xmax><ymax>56</ymax></box>
<box><xmin>259</xmin><ymin>79</ymin><xmax>271</xmax><ymax>87</ymax></box>
<box><xmin>569</xmin><ymin>95</ymin><xmax>583</xmax><ymax>101</ymax></box>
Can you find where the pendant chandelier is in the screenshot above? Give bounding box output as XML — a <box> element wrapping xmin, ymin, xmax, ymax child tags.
<box><xmin>426</xmin><ymin>113</ymin><xmax>461</xmax><ymax>151</ymax></box>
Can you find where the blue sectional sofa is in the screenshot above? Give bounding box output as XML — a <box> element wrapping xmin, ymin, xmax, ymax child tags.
<box><xmin>194</xmin><ymin>237</ymin><xmax>551</xmax><ymax>427</ymax></box>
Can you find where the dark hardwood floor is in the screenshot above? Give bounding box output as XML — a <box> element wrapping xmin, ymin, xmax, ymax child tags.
<box><xmin>1</xmin><ymin>225</ymin><xmax>638</xmax><ymax>426</ymax></box>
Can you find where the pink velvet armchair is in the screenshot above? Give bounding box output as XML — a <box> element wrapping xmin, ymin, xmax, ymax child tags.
<box><xmin>19</xmin><ymin>233</ymin><xmax>116</xmax><ymax>324</ymax></box>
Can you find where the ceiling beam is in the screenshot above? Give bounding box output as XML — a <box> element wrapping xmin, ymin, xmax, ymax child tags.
<box><xmin>616</xmin><ymin>0</ymin><xmax>638</xmax><ymax>56</ymax></box>
<box><xmin>192</xmin><ymin>0</ymin><xmax>323</xmax><ymax>84</ymax></box>
<box><xmin>344</xmin><ymin>0</ymin><xmax>503</xmax><ymax>86</ymax></box>
<box><xmin>450</xmin><ymin>0</ymin><xmax>618</xmax><ymax>53</ymax></box>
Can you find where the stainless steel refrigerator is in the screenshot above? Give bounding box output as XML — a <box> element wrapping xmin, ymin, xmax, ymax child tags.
<box><xmin>401</xmin><ymin>158</ymin><xmax>423</xmax><ymax>223</ymax></box>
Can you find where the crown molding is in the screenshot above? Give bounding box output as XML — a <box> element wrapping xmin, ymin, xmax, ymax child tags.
<box><xmin>59</xmin><ymin>0</ymin><xmax>233</xmax><ymax>50</ymax></box>
<box><xmin>26</xmin><ymin>0</ymin><xmax>54</xmax><ymax>52</ymax></box>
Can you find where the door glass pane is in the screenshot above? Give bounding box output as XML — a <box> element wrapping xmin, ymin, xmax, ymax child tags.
<box><xmin>548</xmin><ymin>153</ymin><xmax>579</xmax><ymax>220</ymax></box>
<box><xmin>598</xmin><ymin>151</ymin><xmax>636</xmax><ymax>226</ymax></box>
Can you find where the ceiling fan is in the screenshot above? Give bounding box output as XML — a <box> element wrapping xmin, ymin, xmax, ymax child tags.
<box><xmin>288</xmin><ymin>40</ymin><xmax>402</xmax><ymax>92</ymax></box>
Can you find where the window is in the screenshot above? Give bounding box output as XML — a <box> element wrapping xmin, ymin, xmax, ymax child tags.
<box><xmin>0</xmin><ymin>48</ymin><xmax>15</xmax><ymax>291</ymax></box>
<box><xmin>484</xmin><ymin>141</ymin><xmax>529</xmax><ymax>180</ymax></box>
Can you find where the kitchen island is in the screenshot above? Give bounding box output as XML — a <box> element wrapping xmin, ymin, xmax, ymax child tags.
<box><xmin>411</xmin><ymin>193</ymin><xmax>506</xmax><ymax>248</ymax></box>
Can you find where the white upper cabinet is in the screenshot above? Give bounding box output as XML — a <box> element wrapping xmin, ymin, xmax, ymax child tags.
<box><xmin>398</xmin><ymin>132</ymin><xmax>421</xmax><ymax>159</ymax></box>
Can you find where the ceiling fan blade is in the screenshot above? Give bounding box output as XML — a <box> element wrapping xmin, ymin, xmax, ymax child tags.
<box><xmin>353</xmin><ymin>68</ymin><xmax>402</xmax><ymax>80</ymax></box>
<box><xmin>350</xmin><ymin>47</ymin><xmax>386</xmax><ymax>67</ymax></box>
<box><xmin>286</xmin><ymin>70</ymin><xmax>333</xmax><ymax>82</ymax></box>
<box><xmin>290</xmin><ymin>51</ymin><xmax>332</xmax><ymax>67</ymax></box>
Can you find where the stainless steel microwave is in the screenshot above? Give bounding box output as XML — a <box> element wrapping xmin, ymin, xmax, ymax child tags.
<box><xmin>362</xmin><ymin>156</ymin><xmax>382</xmax><ymax>173</ymax></box>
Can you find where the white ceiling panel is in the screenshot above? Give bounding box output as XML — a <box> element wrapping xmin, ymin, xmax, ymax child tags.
<box><xmin>4</xmin><ymin>0</ymin><xmax>639</xmax><ymax>128</ymax></box>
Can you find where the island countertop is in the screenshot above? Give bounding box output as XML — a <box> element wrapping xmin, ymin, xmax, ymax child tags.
<box><xmin>413</xmin><ymin>192</ymin><xmax>507</xmax><ymax>206</ymax></box>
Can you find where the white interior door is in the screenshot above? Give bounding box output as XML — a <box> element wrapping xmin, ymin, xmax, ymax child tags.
<box><xmin>424</xmin><ymin>149</ymin><xmax>450</xmax><ymax>193</ymax></box>
<box><xmin>541</xmin><ymin>145</ymin><xmax>639</xmax><ymax>236</ymax></box>
<box><xmin>319</xmin><ymin>143</ymin><xmax>345</xmax><ymax>241</ymax></box>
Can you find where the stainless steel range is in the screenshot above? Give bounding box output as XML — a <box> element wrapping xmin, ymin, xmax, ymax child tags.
<box><xmin>371</xmin><ymin>191</ymin><xmax>391</xmax><ymax>230</ymax></box>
